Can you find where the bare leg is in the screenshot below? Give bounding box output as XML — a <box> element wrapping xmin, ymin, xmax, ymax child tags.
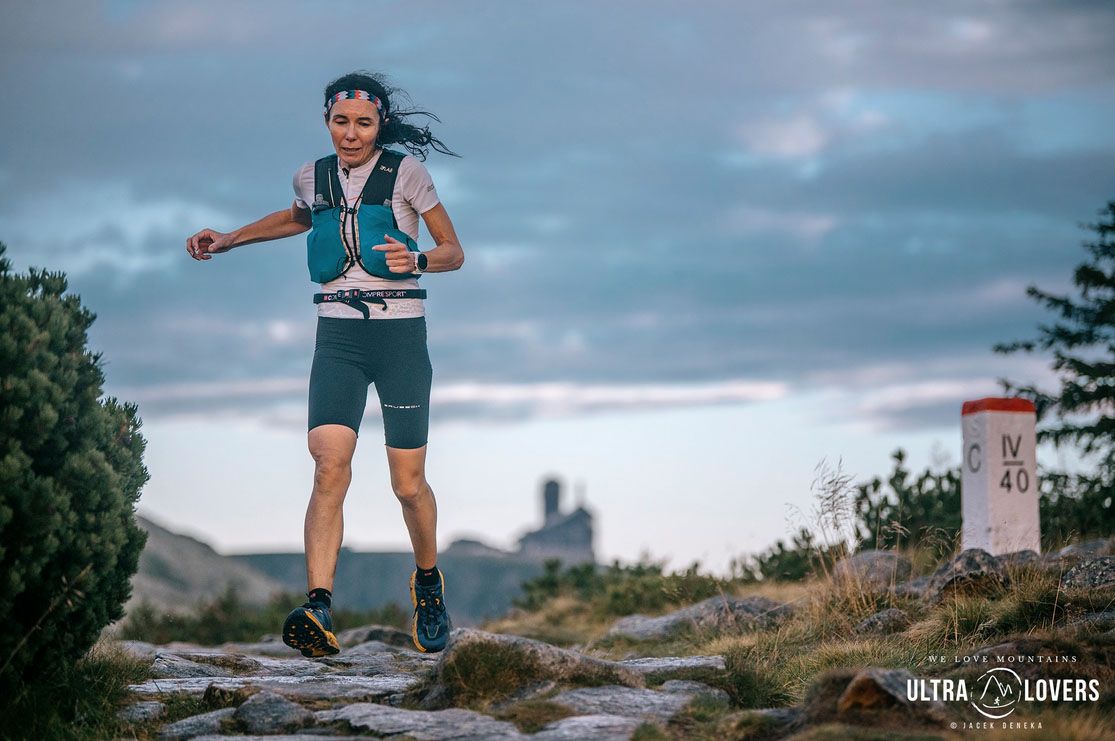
<box><xmin>305</xmin><ymin>424</ymin><xmax>358</xmax><ymax>592</ymax></box>
<box><xmin>386</xmin><ymin>444</ymin><xmax>438</xmax><ymax>569</ymax></box>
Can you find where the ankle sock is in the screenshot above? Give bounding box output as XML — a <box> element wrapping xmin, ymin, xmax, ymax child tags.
<box><xmin>415</xmin><ymin>564</ymin><xmax>441</xmax><ymax>587</ymax></box>
<box><xmin>307</xmin><ymin>587</ymin><xmax>332</xmax><ymax>608</ymax></box>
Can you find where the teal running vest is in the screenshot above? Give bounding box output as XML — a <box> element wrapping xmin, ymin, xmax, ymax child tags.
<box><xmin>307</xmin><ymin>149</ymin><xmax>420</xmax><ymax>283</ymax></box>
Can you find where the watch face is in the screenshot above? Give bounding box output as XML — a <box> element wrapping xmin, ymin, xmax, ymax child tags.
<box><xmin>417</xmin><ymin>253</ymin><xmax>428</xmax><ymax>270</ymax></box>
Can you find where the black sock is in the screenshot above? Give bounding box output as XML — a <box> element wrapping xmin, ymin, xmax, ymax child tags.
<box><xmin>307</xmin><ymin>587</ymin><xmax>332</xmax><ymax>608</ymax></box>
<box><xmin>415</xmin><ymin>564</ymin><xmax>440</xmax><ymax>586</ymax></box>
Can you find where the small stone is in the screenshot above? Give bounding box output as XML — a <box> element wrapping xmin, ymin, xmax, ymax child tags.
<box><xmin>233</xmin><ymin>690</ymin><xmax>314</xmax><ymax>734</ymax></box>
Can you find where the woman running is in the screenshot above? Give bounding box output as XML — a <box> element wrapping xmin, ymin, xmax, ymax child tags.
<box><xmin>185</xmin><ymin>70</ymin><xmax>464</xmax><ymax>656</ymax></box>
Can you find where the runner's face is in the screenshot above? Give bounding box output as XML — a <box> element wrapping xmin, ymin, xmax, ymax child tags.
<box><xmin>326</xmin><ymin>98</ymin><xmax>382</xmax><ymax>168</ymax></box>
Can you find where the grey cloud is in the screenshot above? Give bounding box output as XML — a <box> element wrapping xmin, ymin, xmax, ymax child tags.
<box><xmin>3</xmin><ymin>1</ymin><xmax>1114</xmax><ymax>432</ymax></box>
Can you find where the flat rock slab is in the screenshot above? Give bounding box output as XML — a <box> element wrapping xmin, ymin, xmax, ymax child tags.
<box><xmin>129</xmin><ymin>672</ymin><xmax>420</xmax><ymax>701</ymax></box>
<box><xmin>317</xmin><ymin>702</ymin><xmax>523</xmax><ymax>739</ymax></box>
<box><xmin>617</xmin><ymin>655</ymin><xmax>726</xmax><ymax>683</ymax></box>
<box><xmin>549</xmin><ymin>681</ymin><xmax>727</xmax><ymax>720</ymax></box>
<box><xmin>531</xmin><ymin>713</ymin><xmax>643</xmax><ymax>740</ymax></box>
<box><xmin>169</xmin><ymin>650</ymin><xmax>334</xmax><ymax>677</ymax></box>
<box><xmin>151</xmin><ymin>652</ymin><xmax>236</xmax><ymax>679</ymax></box>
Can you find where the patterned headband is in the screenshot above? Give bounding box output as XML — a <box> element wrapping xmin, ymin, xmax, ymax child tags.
<box><xmin>324</xmin><ymin>90</ymin><xmax>388</xmax><ymax>121</ymax></box>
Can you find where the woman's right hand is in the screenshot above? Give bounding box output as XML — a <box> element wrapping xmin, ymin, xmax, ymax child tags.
<box><xmin>186</xmin><ymin>228</ymin><xmax>236</xmax><ymax>261</ymax></box>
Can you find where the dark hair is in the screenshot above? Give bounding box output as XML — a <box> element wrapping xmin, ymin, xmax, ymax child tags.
<box><xmin>323</xmin><ymin>70</ymin><xmax>459</xmax><ymax>161</ymax></box>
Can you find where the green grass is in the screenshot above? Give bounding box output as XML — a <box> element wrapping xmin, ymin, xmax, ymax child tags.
<box><xmin>0</xmin><ymin>640</ymin><xmax>151</xmax><ymax>741</ymax></box>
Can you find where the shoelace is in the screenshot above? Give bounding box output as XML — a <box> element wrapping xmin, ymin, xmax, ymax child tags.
<box><xmin>414</xmin><ymin>584</ymin><xmax>447</xmax><ymax>636</ymax></box>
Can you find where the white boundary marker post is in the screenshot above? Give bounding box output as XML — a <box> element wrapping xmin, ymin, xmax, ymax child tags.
<box><xmin>960</xmin><ymin>397</ymin><xmax>1040</xmax><ymax>554</ymax></box>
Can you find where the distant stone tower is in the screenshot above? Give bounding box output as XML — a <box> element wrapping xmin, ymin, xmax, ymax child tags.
<box><xmin>516</xmin><ymin>477</ymin><xmax>595</xmax><ymax>566</ymax></box>
<box><xmin>543</xmin><ymin>478</ymin><xmax>561</xmax><ymax>526</ymax></box>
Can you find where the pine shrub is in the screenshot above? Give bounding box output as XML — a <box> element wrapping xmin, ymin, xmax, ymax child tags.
<box><xmin>0</xmin><ymin>242</ymin><xmax>149</xmax><ymax>695</ymax></box>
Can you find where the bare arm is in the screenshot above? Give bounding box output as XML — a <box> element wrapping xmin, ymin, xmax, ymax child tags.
<box><xmin>418</xmin><ymin>202</ymin><xmax>465</xmax><ymax>272</ymax></box>
<box><xmin>186</xmin><ymin>203</ymin><xmax>312</xmax><ymax>261</ymax></box>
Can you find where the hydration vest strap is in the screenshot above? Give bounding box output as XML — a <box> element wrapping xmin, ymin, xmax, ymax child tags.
<box><xmin>314</xmin><ymin>288</ymin><xmax>428</xmax><ymax>319</ymax></box>
<box><xmin>358</xmin><ymin>149</ymin><xmax>406</xmax><ymax>228</ymax></box>
<box><xmin>312</xmin><ymin>156</ymin><xmax>345</xmax><ymax>210</ymax></box>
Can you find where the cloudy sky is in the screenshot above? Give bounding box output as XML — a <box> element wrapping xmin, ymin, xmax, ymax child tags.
<box><xmin>2</xmin><ymin>1</ymin><xmax>1113</xmax><ymax>574</ymax></box>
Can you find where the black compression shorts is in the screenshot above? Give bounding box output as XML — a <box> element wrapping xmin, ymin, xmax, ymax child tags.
<box><xmin>307</xmin><ymin>316</ymin><xmax>432</xmax><ymax>448</ymax></box>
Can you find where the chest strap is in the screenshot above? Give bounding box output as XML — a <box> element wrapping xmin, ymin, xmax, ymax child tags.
<box><xmin>314</xmin><ymin>288</ymin><xmax>427</xmax><ymax>319</ymax></box>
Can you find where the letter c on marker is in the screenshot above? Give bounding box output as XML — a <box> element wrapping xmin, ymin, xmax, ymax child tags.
<box><xmin>967</xmin><ymin>443</ymin><xmax>982</xmax><ymax>473</ymax></box>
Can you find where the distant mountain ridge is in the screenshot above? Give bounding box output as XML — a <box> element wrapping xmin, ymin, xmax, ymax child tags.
<box><xmin>124</xmin><ymin>513</ymin><xmax>285</xmax><ymax>616</ymax></box>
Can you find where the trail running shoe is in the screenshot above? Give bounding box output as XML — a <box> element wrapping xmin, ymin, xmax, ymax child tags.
<box><xmin>410</xmin><ymin>570</ymin><xmax>452</xmax><ymax>653</ymax></box>
<box><xmin>282</xmin><ymin>600</ymin><xmax>341</xmax><ymax>658</ymax></box>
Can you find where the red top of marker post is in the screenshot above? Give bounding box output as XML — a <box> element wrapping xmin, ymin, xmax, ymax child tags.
<box><xmin>961</xmin><ymin>397</ymin><xmax>1036</xmax><ymax>415</ymax></box>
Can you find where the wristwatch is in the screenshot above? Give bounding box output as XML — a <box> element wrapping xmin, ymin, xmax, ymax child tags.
<box><xmin>413</xmin><ymin>252</ymin><xmax>428</xmax><ymax>274</ymax></box>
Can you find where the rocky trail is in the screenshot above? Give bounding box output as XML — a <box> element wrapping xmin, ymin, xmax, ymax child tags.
<box><xmin>111</xmin><ymin>545</ymin><xmax>1115</xmax><ymax>740</ymax></box>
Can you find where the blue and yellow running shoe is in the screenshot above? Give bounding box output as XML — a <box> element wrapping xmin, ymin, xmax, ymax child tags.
<box><xmin>410</xmin><ymin>570</ymin><xmax>452</xmax><ymax>653</ymax></box>
<box><xmin>282</xmin><ymin>599</ymin><xmax>341</xmax><ymax>658</ymax></box>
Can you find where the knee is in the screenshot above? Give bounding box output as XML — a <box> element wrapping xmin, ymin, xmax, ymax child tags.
<box><xmin>312</xmin><ymin>454</ymin><xmax>351</xmax><ymax>491</ymax></box>
<box><xmin>392</xmin><ymin>475</ymin><xmax>428</xmax><ymax>504</ymax></box>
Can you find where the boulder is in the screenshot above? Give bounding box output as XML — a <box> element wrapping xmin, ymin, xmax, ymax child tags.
<box><xmin>832</xmin><ymin>550</ymin><xmax>913</xmax><ymax>589</ymax></box>
<box><xmin>1063</xmin><ymin>557</ymin><xmax>1115</xmax><ymax>591</ymax></box>
<box><xmin>922</xmin><ymin>548</ymin><xmax>1009</xmax><ymax>603</ymax></box>
<box><xmin>606</xmin><ymin>595</ymin><xmax>792</xmax><ymax>641</ymax></box>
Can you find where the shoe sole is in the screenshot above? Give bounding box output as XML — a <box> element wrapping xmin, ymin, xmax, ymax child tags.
<box><xmin>282</xmin><ymin>608</ymin><xmax>341</xmax><ymax>658</ymax></box>
<box><xmin>410</xmin><ymin>570</ymin><xmax>448</xmax><ymax>654</ymax></box>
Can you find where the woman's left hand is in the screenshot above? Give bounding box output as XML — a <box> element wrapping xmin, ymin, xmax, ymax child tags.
<box><xmin>372</xmin><ymin>235</ymin><xmax>416</xmax><ymax>273</ymax></box>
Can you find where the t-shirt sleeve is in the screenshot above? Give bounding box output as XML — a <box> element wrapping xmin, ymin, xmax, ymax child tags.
<box><xmin>292</xmin><ymin>161</ymin><xmax>313</xmax><ymax>210</ymax></box>
<box><xmin>398</xmin><ymin>155</ymin><xmax>441</xmax><ymax>214</ymax></box>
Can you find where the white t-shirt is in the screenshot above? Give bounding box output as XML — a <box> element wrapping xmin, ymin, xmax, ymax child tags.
<box><xmin>293</xmin><ymin>147</ymin><xmax>440</xmax><ymax>319</ymax></box>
